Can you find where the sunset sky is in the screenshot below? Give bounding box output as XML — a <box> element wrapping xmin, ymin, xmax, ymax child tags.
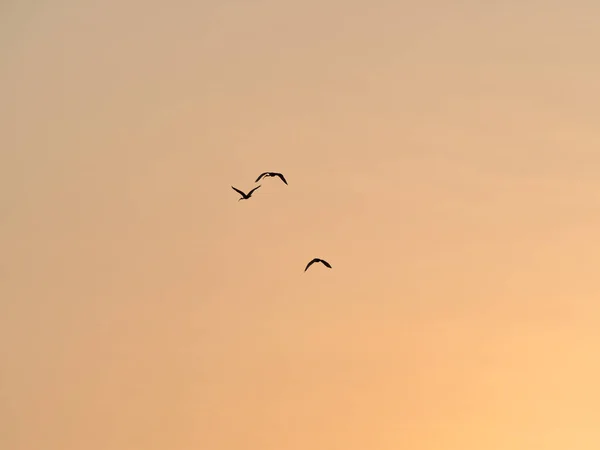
<box><xmin>2</xmin><ymin>1</ymin><xmax>600</xmax><ymax>449</ymax></box>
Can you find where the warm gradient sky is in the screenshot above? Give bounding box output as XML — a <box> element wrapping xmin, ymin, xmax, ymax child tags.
<box><xmin>2</xmin><ymin>1</ymin><xmax>600</xmax><ymax>449</ymax></box>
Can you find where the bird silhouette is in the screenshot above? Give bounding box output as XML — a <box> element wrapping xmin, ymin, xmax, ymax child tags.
<box><xmin>231</xmin><ymin>185</ymin><xmax>261</xmax><ymax>201</ymax></box>
<box><xmin>304</xmin><ymin>258</ymin><xmax>332</xmax><ymax>272</ymax></box>
<box><xmin>255</xmin><ymin>172</ymin><xmax>288</xmax><ymax>185</ymax></box>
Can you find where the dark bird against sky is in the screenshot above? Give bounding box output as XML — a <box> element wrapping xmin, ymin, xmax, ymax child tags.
<box><xmin>231</xmin><ymin>185</ymin><xmax>261</xmax><ymax>201</ymax></box>
<box><xmin>255</xmin><ymin>172</ymin><xmax>288</xmax><ymax>185</ymax></box>
<box><xmin>304</xmin><ymin>258</ymin><xmax>332</xmax><ymax>272</ymax></box>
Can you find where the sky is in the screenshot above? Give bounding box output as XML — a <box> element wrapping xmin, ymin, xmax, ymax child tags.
<box><xmin>1</xmin><ymin>0</ymin><xmax>600</xmax><ymax>449</ymax></box>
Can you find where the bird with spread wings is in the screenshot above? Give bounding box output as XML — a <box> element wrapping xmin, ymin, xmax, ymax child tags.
<box><xmin>255</xmin><ymin>171</ymin><xmax>288</xmax><ymax>185</ymax></box>
<box><xmin>231</xmin><ymin>185</ymin><xmax>261</xmax><ymax>201</ymax></box>
<box><xmin>304</xmin><ymin>258</ymin><xmax>332</xmax><ymax>272</ymax></box>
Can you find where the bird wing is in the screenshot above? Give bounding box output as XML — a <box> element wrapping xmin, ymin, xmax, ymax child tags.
<box><xmin>275</xmin><ymin>173</ymin><xmax>288</xmax><ymax>185</ymax></box>
<box><xmin>248</xmin><ymin>185</ymin><xmax>261</xmax><ymax>195</ymax></box>
<box><xmin>304</xmin><ymin>258</ymin><xmax>318</xmax><ymax>272</ymax></box>
<box><xmin>319</xmin><ymin>259</ymin><xmax>332</xmax><ymax>268</ymax></box>
<box><xmin>231</xmin><ymin>186</ymin><xmax>246</xmax><ymax>196</ymax></box>
<box><xmin>255</xmin><ymin>172</ymin><xmax>268</xmax><ymax>182</ymax></box>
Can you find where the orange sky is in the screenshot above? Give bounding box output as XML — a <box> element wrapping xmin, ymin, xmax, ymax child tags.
<box><xmin>2</xmin><ymin>1</ymin><xmax>600</xmax><ymax>449</ymax></box>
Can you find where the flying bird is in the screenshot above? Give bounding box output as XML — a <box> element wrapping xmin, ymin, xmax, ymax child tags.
<box><xmin>304</xmin><ymin>258</ymin><xmax>332</xmax><ymax>272</ymax></box>
<box><xmin>231</xmin><ymin>185</ymin><xmax>261</xmax><ymax>201</ymax></box>
<box><xmin>255</xmin><ymin>171</ymin><xmax>288</xmax><ymax>185</ymax></box>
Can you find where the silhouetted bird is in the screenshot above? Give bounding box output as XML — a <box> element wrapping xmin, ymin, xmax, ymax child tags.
<box><xmin>231</xmin><ymin>185</ymin><xmax>261</xmax><ymax>201</ymax></box>
<box><xmin>304</xmin><ymin>258</ymin><xmax>332</xmax><ymax>272</ymax></box>
<box><xmin>255</xmin><ymin>171</ymin><xmax>288</xmax><ymax>185</ymax></box>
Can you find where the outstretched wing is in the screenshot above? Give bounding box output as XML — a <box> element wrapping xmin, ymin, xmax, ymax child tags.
<box><xmin>275</xmin><ymin>173</ymin><xmax>288</xmax><ymax>185</ymax></box>
<box><xmin>304</xmin><ymin>258</ymin><xmax>318</xmax><ymax>272</ymax></box>
<box><xmin>255</xmin><ymin>172</ymin><xmax>268</xmax><ymax>183</ymax></box>
<box><xmin>231</xmin><ymin>186</ymin><xmax>246</xmax><ymax>196</ymax></box>
<box><xmin>319</xmin><ymin>259</ymin><xmax>332</xmax><ymax>269</ymax></box>
<box><xmin>248</xmin><ymin>185</ymin><xmax>261</xmax><ymax>196</ymax></box>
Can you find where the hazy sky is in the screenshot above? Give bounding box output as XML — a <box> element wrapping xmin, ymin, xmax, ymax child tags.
<box><xmin>2</xmin><ymin>1</ymin><xmax>600</xmax><ymax>449</ymax></box>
